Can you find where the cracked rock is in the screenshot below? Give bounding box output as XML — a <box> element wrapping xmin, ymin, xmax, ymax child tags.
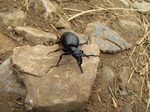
<box><xmin>12</xmin><ymin>44</ymin><xmax>100</xmax><ymax>112</ymax></box>
<box><xmin>85</xmin><ymin>23</ymin><xmax>131</xmax><ymax>53</ymax></box>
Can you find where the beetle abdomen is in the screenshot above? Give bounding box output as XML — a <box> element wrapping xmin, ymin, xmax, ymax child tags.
<box><xmin>61</xmin><ymin>32</ymin><xmax>79</xmax><ymax>48</ymax></box>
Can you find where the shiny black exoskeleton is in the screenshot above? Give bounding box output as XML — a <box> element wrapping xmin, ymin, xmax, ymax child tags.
<box><xmin>47</xmin><ymin>32</ymin><xmax>99</xmax><ymax>73</ymax></box>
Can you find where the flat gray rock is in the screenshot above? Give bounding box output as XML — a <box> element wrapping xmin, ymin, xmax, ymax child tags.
<box><xmin>132</xmin><ymin>2</ymin><xmax>150</xmax><ymax>14</ymax></box>
<box><xmin>85</xmin><ymin>23</ymin><xmax>131</xmax><ymax>53</ymax></box>
<box><xmin>0</xmin><ymin>58</ymin><xmax>26</xmax><ymax>95</ymax></box>
<box><xmin>14</xmin><ymin>26</ymin><xmax>57</xmax><ymax>45</ymax></box>
<box><xmin>12</xmin><ymin>44</ymin><xmax>100</xmax><ymax>111</ymax></box>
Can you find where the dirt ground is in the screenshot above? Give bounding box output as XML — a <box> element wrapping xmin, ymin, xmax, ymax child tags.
<box><xmin>0</xmin><ymin>0</ymin><xmax>149</xmax><ymax>112</ymax></box>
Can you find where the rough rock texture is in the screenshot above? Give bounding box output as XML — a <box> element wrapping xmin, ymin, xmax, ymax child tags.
<box><xmin>84</xmin><ymin>23</ymin><xmax>131</xmax><ymax>53</ymax></box>
<box><xmin>0</xmin><ymin>58</ymin><xmax>26</xmax><ymax>95</ymax></box>
<box><xmin>0</xmin><ymin>9</ymin><xmax>27</xmax><ymax>26</ymax></box>
<box><xmin>29</xmin><ymin>0</ymin><xmax>59</xmax><ymax>19</ymax></box>
<box><xmin>0</xmin><ymin>34</ymin><xmax>16</xmax><ymax>54</ymax></box>
<box><xmin>55</xmin><ymin>18</ymin><xmax>71</xmax><ymax>29</ymax></box>
<box><xmin>14</xmin><ymin>26</ymin><xmax>57</xmax><ymax>45</ymax></box>
<box><xmin>117</xmin><ymin>0</ymin><xmax>129</xmax><ymax>7</ymax></box>
<box><xmin>119</xmin><ymin>20</ymin><xmax>143</xmax><ymax>38</ymax></box>
<box><xmin>102</xmin><ymin>66</ymin><xmax>114</xmax><ymax>82</ymax></box>
<box><xmin>132</xmin><ymin>2</ymin><xmax>150</xmax><ymax>14</ymax></box>
<box><xmin>118</xmin><ymin>66</ymin><xmax>129</xmax><ymax>96</ymax></box>
<box><xmin>12</xmin><ymin>44</ymin><xmax>100</xmax><ymax>112</ymax></box>
<box><xmin>60</xmin><ymin>30</ymin><xmax>89</xmax><ymax>44</ymax></box>
<box><xmin>121</xmin><ymin>103</ymin><xmax>133</xmax><ymax>112</ymax></box>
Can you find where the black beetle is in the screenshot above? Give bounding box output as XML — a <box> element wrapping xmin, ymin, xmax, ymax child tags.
<box><xmin>47</xmin><ymin>32</ymin><xmax>99</xmax><ymax>73</ymax></box>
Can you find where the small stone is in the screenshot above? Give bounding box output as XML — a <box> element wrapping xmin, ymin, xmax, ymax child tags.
<box><xmin>118</xmin><ymin>66</ymin><xmax>129</xmax><ymax>92</ymax></box>
<box><xmin>84</xmin><ymin>23</ymin><xmax>131</xmax><ymax>53</ymax></box>
<box><xmin>132</xmin><ymin>2</ymin><xmax>150</xmax><ymax>14</ymax></box>
<box><xmin>12</xmin><ymin>44</ymin><xmax>100</xmax><ymax>111</ymax></box>
<box><xmin>102</xmin><ymin>66</ymin><xmax>114</xmax><ymax>82</ymax></box>
<box><xmin>14</xmin><ymin>26</ymin><xmax>57</xmax><ymax>45</ymax></box>
<box><xmin>0</xmin><ymin>34</ymin><xmax>16</xmax><ymax>54</ymax></box>
<box><xmin>55</xmin><ymin>18</ymin><xmax>71</xmax><ymax>29</ymax></box>
<box><xmin>33</xmin><ymin>0</ymin><xmax>59</xmax><ymax>19</ymax></box>
<box><xmin>119</xmin><ymin>20</ymin><xmax>143</xmax><ymax>38</ymax></box>
<box><xmin>0</xmin><ymin>9</ymin><xmax>27</xmax><ymax>26</ymax></box>
<box><xmin>120</xmin><ymin>90</ymin><xmax>128</xmax><ymax>96</ymax></box>
<box><xmin>0</xmin><ymin>58</ymin><xmax>26</xmax><ymax>95</ymax></box>
<box><xmin>60</xmin><ymin>30</ymin><xmax>89</xmax><ymax>44</ymax></box>
<box><xmin>121</xmin><ymin>103</ymin><xmax>133</xmax><ymax>112</ymax></box>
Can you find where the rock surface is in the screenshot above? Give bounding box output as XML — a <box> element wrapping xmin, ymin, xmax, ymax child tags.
<box><xmin>85</xmin><ymin>23</ymin><xmax>131</xmax><ymax>53</ymax></box>
<box><xmin>121</xmin><ymin>103</ymin><xmax>133</xmax><ymax>112</ymax></box>
<box><xmin>118</xmin><ymin>66</ymin><xmax>129</xmax><ymax>96</ymax></box>
<box><xmin>0</xmin><ymin>9</ymin><xmax>27</xmax><ymax>26</ymax></box>
<box><xmin>0</xmin><ymin>34</ymin><xmax>16</xmax><ymax>54</ymax></box>
<box><xmin>12</xmin><ymin>44</ymin><xmax>100</xmax><ymax>111</ymax></box>
<box><xmin>102</xmin><ymin>66</ymin><xmax>114</xmax><ymax>82</ymax></box>
<box><xmin>132</xmin><ymin>2</ymin><xmax>150</xmax><ymax>14</ymax></box>
<box><xmin>55</xmin><ymin>18</ymin><xmax>71</xmax><ymax>29</ymax></box>
<box><xmin>119</xmin><ymin>20</ymin><xmax>143</xmax><ymax>38</ymax></box>
<box><xmin>0</xmin><ymin>58</ymin><xmax>26</xmax><ymax>95</ymax></box>
<box><xmin>14</xmin><ymin>26</ymin><xmax>57</xmax><ymax>45</ymax></box>
<box><xmin>29</xmin><ymin>0</ymin><xmax>59</xmax><ymax>19</ymax></box>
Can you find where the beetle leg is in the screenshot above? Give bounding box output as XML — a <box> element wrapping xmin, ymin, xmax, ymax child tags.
<box><xmin>56</xmin><ymin>52</ymin><xmax>71</xmax><ymax>66</ymax></box>
<box><xmin>82</xmin><ymin>54</ymin><xmax>100</xmax><ymax>58</ymax></box>
<box><xmin>47</xmin><ymin>48</ymin><xmax>64</xmax><ymax>55</ymax></box>
<box><xmin>77</xmin><ymin>62</ymin><xmax>83</xmax><ymax>73</ymax></box>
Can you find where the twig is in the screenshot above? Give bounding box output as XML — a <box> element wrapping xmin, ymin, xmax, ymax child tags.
<box><xmin>140</xmin><ymin>76</ymin><xmax>145</xmax><ymax>101</ymax></box>
<box><xmin>67</xmin><ymin>8</ymin><xmax>136</xmax><ymax>21</ymax></box>
<box><xmin>97</xmin><ymin>92</ymin><xmax>101</xmax><ymax>102</ymax></box>
<box><xmin>137</xmin><ymin>31</ymin><xmax>150</xmax><ymax>45</ymax></box>
<box><xmin>130</xmin><ymin>58</ymin><xmax>137</xmax><ymax>72</ymax></box>
<box><xmin>22</xmin><ymin>0</ymin><xmax>29</xmax><ymax>12</ymax></box>
<box><xmin>109</xmin><ymin>86</ymin><xmax>117</xmax><ymax>102</ymax></box>
<box><xmin>49</xmin><ymin>24</ymin><xmax>60</xmax><ymax>37</ymax></box>
<box><xmin>145</xmin><ymin>63</ymin><xmax>150</xmax><ymax>112</ymax></box>
<box><xmin>129</xmin><ymin>46</ymin><xmax>136</xmax><ymax>59</ymax></box>
<box><xmin>127</xmin><ymin>69</ymin><xmax>134</xmax><ymax>84</ymax></box>
<box><xmin>63</xmin><ymin>8</ymin><xmax>83</xmax><ymax>12</ymax></box>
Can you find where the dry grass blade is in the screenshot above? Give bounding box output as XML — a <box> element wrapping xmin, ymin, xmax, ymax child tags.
<box><xmin>22</xmin><ymin>0</ymin><xmax>29</xmax><ymax>12</ymax></box>
<box><xmin>63</xmin><ymin>8</ymin><xmax>83</xmax><ymax>12</ymax></box>
<box><xmin>109</xmin><ymin>86</ymin><xmax>117</xmax><ymax>102</ymax></box>
<box><xmin>112</xmin><ymin>97</ymin><xmax>118</xmax><ymax>109</ymax></box>
<box><xmin>138</xmin><ymin>31</ymin><xmax>150</xmax><ymax>45</ymax></box>
<box><xmin>67</xmin><ymin>8</ymin><xmax>136</xmax><ymax>21</ymax></box>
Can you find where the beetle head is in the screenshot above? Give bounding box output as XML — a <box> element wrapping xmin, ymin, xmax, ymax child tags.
<box><xmin>72</xmin><ymin>50</ymin><xmax>83</xmax><ymax>73</ymax></box>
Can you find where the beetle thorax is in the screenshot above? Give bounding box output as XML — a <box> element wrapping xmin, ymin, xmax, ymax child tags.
<box><xmin>70</xmin><ymin>47</ymin><xmax>77</xmax><ymax>52</ymax></box>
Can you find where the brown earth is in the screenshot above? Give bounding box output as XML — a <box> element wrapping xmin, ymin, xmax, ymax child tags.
<box><xmin>0</xmin><ymin>0</ymin><xmax>149</xmax><ymax>112</ymax></box>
